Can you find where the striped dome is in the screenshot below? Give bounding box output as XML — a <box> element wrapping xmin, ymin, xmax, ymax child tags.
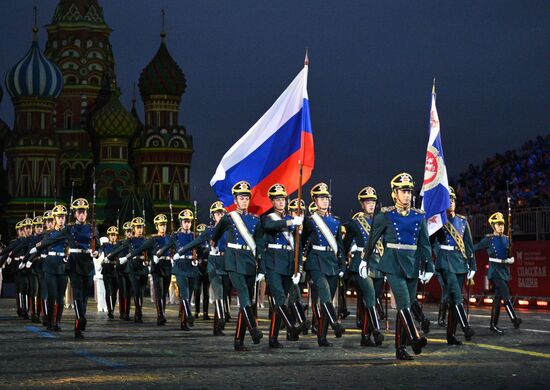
<box><xmin>92</xmin><ymin>92</ymin><xmax>137</xmax><ymax>138</ymax></box>
<box><xmin>5</xmin><ymin>39</ymin><xmax>64</xmax><ymax>99</ymax></box>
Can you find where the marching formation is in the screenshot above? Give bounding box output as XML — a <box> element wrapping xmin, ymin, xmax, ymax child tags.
<box><xmin>0</xmin><ymin>173</ymin><xmax>522</xmax><ymax>360</ymax></box>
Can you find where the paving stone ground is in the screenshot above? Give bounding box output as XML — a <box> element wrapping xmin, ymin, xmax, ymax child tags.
<box><xmin>0</xmin><ymin>298</ymin><xmax>549</xmax><ymax>389</ymax></box>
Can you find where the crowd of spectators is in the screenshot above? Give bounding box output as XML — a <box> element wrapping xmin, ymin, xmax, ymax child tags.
<box><xmin>451</xmin><ymin>134</ymin><xmax>550</xmax><ymax>215</ymax></box>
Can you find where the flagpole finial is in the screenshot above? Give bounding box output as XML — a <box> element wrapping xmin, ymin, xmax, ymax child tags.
<box><xmin>304</xmin><ymin>48</ymin><xmax>309</xmax><ymax>66</ymax></box>
<box><xmin>432</xmin><ymin>77</ymin><xmax>436</xmax><ymax>94</ymax></box>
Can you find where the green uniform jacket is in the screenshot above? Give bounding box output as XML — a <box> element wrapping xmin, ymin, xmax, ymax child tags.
<box><xmin>474</xmin><ymin>234</ymin><xmax>511</xmax><ymax>281</ymax></box>
<box><xmin>433</xmin><ymin>214</ymin><xmax>476</xmax><ymax>274</ymax></box>
<box><xmin>261</xmin><ymin>212</ymin><xmax>302</xmax><ymax>276</ymax></box>
<box><xmin>301</xmin><ymin>213</ymin><xmax>345</xmax><ymax>276</ymax></box>
<box><xmin>364</xmin><ymin>206</ymin><xmax>433</xmax><ymax>279</ymax></box>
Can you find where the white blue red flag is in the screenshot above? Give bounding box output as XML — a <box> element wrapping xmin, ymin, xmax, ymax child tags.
<box><xmin>210</xmin><ymin>62</ymin><xmax>314</xmax><ymax>215</ymax></box>
<box><xmin>421</xmin><ymin>82</ymin><xmax>450</xmax><ymax>235</ymax></box>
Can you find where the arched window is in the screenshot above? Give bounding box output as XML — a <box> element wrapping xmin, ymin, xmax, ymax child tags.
<box><xmin>64</xmin><ymin>110</ymin><xmax>73</xmax><ymax>129</ymax></box>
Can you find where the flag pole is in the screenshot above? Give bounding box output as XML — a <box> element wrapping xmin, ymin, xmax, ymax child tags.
<box><xmin>293</xmin><ymin>49</ymin><xmax>308</xmax><ymax>275</ymax></box>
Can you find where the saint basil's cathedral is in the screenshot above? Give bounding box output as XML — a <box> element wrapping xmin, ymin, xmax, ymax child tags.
<box><xmin>0</xmin><ymin>0</ymin><xmax>193</xmax><ymax>236</ymax></box>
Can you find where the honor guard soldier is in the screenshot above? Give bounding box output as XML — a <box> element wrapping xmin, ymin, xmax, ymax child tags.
<box><xmin>210</xmin><ymin>181</ymin><xmax>265</xmax><ymax>351</ymax></box>
<box><xmin>119</xmin><ymin>217</ymin><xmax>149</xmax><ymax>323</ymax></box>
<box><xmin>30</xmin><ymin>205</ymin><xmax>71</xmax><ymax>331</ymax></box>
<box><xmin>287</xmin><ymin>198</ymin><xmax>309</xmax><ymax>335</ymax></box>
<box><xmin>100</xmin><ymin>226</ymin><xmax>120</xmax><ymax>319</ymax></box>
<box><xmin>474</xmin><ymin>212</ymin><xmax>521</xmax><ymax>332</ymax></box>
<box><xmin>261</xmin><ymin>184</ymin><xmax>304</xmax><ymax>348</ymax></box>
<box><xmin>16</xmin><ymin>218</ymin><xmax>34</xmax><ymax>319</ymax></box>
<box><xmin>344</xmin><ymin>187</ymin><xmax>384</xmax><ymax>347</ymax></box>
<box><xmin>168</xmin><ymin>209</ymin><xmax>199</xmax><ymax>331</ymax></box>
<box><xmin>173</xmin><ymin>201</ymin><xmax>229</xmax><ymax>336</ymax></box>
<box><xmin>106</xmin><ymin>222</ymin><xmax>133</xmax><ymax>320</ymax></box>
<box><xmin>364</xmin><ymin>173</ymin><xmax>433</xmax><ymax>360</ymax></box>
<box><xmin>129</xmin><ymin>214</ymin><xmax>172</xmax><ymax>325</ymax></box>
<box><xmin>301</xmin><ymin>182</ymin><xmax>346</xmax><ymax>347</ymax></box>
<box><xmin>38</xmin><ymin>210</ymin><xmax>55</xmax><ymax>324</ymax></box>
<box><xmin>432</xmin><ymin>186</ymin><xmax>476</xmax><ymax>344</ymax></box>
<box><xmin>67</xmin><ymin>198</ymin><xmax>98</xmax><ymax>338</ymax></box>
<box><xmin>28</xmin><ymin>216</ymin><xmax>45</xmax><ymax>323</ymax></box>
<box><xmin>2</xmin><ymin>220</ymin><xmax>29</xmax><ymax>318</ymax></box>
<box><xmin>192</xmin><ymin>223</ymin><xmax>211</xmax><ymax>320</ymax></box>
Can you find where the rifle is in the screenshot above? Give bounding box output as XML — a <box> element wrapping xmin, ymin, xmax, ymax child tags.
<box><xmin>192</xmin><ymin>200</ymin><xmax>198</xmax><ymax>263</ymax></box>
<box><xmin>91</xmin><ymin>169</ymin><xmax>97</xmax><ymax>253</ymax></box>
<box><xmin>384</xmin><ymin>275</ymin><xmax>389</xmax><ymax>330</ymax></box>
<box><xmin>142</xmin><ymin>198</ymin><xmax>148</xmax><ymax>264</ymax></box>
<box><xmin>68</xmin><ymin>181</ymin><xmax>75</xmax><ymax>224</ymax></box>
<box><xmin>506</xmin><ymin>180</ymin><xmax>515</xmax><ymax>304</ymax></box>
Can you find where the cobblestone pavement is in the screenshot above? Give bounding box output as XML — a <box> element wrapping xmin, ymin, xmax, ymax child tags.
<box><xmin>0</xmin><ymin>298</ymin><xmax>549</xmax><ymax>389</ymax></box>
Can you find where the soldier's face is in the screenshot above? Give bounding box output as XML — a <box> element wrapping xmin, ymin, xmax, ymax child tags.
<box><xmin>181</xmin><ymin>220</ymin><xmax>192</xmax><ymax>231</ymax></box>
<box><xmin>55</xmin><ymin>215</ymin><xmax>66</xmax><ymax>228</ymax></box>
<box><xmin>361</xmin><ymin>200</ymin><xmax>376</xmax><ymax>214</ymax></box>
<box><xmin>45</xmin><ymin>220</ymin><xmax>54</xmax><ymax>230</ymax></box>
<box><xmin>271</xmin><ymin>197</ymin><xmax>286</xmax><ymax>213</ymax></box>
<box><xmin>75</xmin><ymin>209</ymin><xmax>87</xmax><ymax>223</ymax></box>
<box><xmin>213</xmin><ymin>211</ymin><xmax>224</xmax><ymax>223</ymax></box>
<box><xmin>157</xmin><ymin>223</ymin><xmax>167</xmax><ymax>234</ymax></box>
<box><xmin>24</xmin><ymin>227</ymin><xmax>32</xmax><ymax>236</ymax></box>
<box><xmin>35</xmin><ymin>225</ymin><xmax>43</xmax><ymax>234</ymax></box>
<box><xmin>109</xmin><ymin>234</ymin><xmax>117</xmax><ymax>243</ymax></box>
<box><xmin>493</xmin><ymin>222</ymin><xmax>505</xmax><ymax>235</ymax></box>
<box><xmin>134</xmin><ymin>226</ymin><xmax>143</xmax><ymax>237</ymax></box>
<box><xmin>125</xmin><ymin>230</ymin><xmax>133</xmax><ymax>239</ymax></box>
<box><xmin>449</xmin><ymin>198</ymin><xmax>456</xmax><ymax>212</ymax></box>
<box><xmin>235</xmin><ymin>195</ymin><xmax>250</xmax><ymax>210</ymax></box>
<box><xmin>315</xmin><ymin>196</ymin><xmax>330</xmax><ymax>211</ymax></box>
<box><xmin>395</xmin><ymin>189</ymin><xmax>412</xmax><ymax>206</ymax></box>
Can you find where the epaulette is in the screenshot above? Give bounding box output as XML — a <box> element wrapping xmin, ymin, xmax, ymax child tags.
<box><xmin>456</xmin><ymin>214</ymin><xmax>467</xmax><ymax>220</ymax></box>
<box><xmin>485</xmin><ymin>234</ymin><xmax>494</xmax><ymax>238</ymax></box>
<box><xmin>412</xmin><ymin>207</ymin><xmax>425</xmax><ymax>214</ymax></box>
<box><xmin>381</xmin><ymin>206</ymin><xmax>395</xmax><ymax>213</ymax></box>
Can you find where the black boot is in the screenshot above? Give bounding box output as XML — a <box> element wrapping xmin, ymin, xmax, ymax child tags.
<box><xmin>317</xmin><ymin>307</ymin><xmax>332</xmax><ymax>347</ymax></box>
<box><xmin>438</xmin><ymin>300</ymin><xmax>447</xmax><ymax>327</ymax></box>
<box><xmin>54</xmin><ymin>303</ymin><xmax>63</xmax><ymax>332</ymax></box>
<box><xmin>400</xmin><ymin>308</ymin><xmax>427</xmax><ymax>355</ymax></box>
<box><xmin>46</xmin><ymin>301</ymin><xmax>55</xmax><ymax>331</ymax></box>
<box><xmin>224</xmin><ymin>295</ymin><xmax>232</xmax><ymax>322</ymax></box>
<box><xmin>180</xmin><ymin>300</ymin><xmax>190</xmax><ymax>331</ymax></box>
<box><xmin>455</xmin><ymin>303</ymin><xmax>475</xmax><ymax>340</ymax></box>
<box><xmin>292</xmin><ymin>301</ymin><xmax>308</xmax><ymax>333</ymax></box>
<box><xmin>446</xmin><ymin>304</ymin><xmax>462</xmax><ymax>345</ymax></box>
<box><xmin>368</xmin><ymin>306</ymin><xmax>384</xmax><ymax>346</ymax></box>
<box><xmin>322</xmin><ymin>302</ymin><xmax>345</xmax><ymax>338</ymax></box>
<box><xmin>234</xmin><ymin>311</ymin><xmax>248</xmax><ymax>351</ymax></box>
<box><xmin>504</xmin><ymin>300</ymin><xmax>522</xmax><ymax>329</ymax></box>
<box><xmin>376</xmin><ymin>298</ymin><xmax>386</xmax><ymax>321</ymax></box>
<box><xmin>395</xmin><ymin>314</ymin><xmax>413</xmax><ymax>360</ymax></box>
<box><xmin>242</xmin><ymin>306</ymin><xmax>263</xmax><ymax>344</ymax></box>
<box><xmin>269</xmin><ymin>311</ymin><xmax>284</xmax><ymax>348</ymax></box>
<box><xmin>490</xmin><ymin>300</ymin><xmax>503</xmax><ymax>334</ymax></box>
<box><xmin>215</xmin><ymin>299</ymin><xmax>226</xmax><ymax>330</ymax></box>
<box><xmin>360</xmin><ymin>307</ymin><xmax>375</xmax><ymax>347</ymax></box>
<box><xmin>124</xmin><ymin>297</ymin><xmax>131</xmax><ymax>321</ymax></box>
<box><xmin>185</xmin><ymin>299</ymin><xmax>195</xmax><ymax>327</ymax></box>
<box><xmin>156</xmin><ymin>299</ymin><xmax>166</xmax><ymax>326</ymax></box>
<box><xmin>356</xmin><ymin>292</ymin><xmax>364</xmax><ymax>329</ymax></box>
<box><xmin>213</xmin><ymin>309</ymin><xmax>225</xmax><ymax>336</ymax></box>
<box><xmin>278</xmin><ymin>305</ymin><xmax>301</xmax><ymax>341</ymax></box>
<box><xmin>411</xmin><ymin>300</ymin><xmax>430</xmax><ymax>334</ymax></box>
<box><xmin>311</xmin><ymin>304</ymin><xmax>320</xmax><ymax>335</ymax></box>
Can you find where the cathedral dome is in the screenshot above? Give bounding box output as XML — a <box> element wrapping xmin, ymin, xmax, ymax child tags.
<box><xmin>138</xmin><ymin>34</ymin><xmax>186</xmax><ymax>98</ymax></box>
<box><xmin>5</xmin><ymin>30</ymin><xmax>63</xmax><ymax>100</ymax></box>
<box><xmin>92</xmin><ymin>92</ymin><xmax>137</xmax><ymax>138</ymax></box>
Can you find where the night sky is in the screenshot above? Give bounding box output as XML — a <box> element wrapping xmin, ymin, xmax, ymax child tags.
<box><xmin>1</xmin><ymin>1</ymin><xmax>548</xmax><ymax>219</ymax></box>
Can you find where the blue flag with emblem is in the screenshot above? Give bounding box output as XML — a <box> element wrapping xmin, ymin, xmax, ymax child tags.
<box><xmin>420</xmin><ymin>80</ymin><xmax>450</xmax><ymax>236</ymax></box>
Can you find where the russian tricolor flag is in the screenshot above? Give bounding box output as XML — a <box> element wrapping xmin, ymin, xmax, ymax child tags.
<box><xmin>210</xmin><ymin>61</ymin><xmax>314</xmax><ymax>215</ymax></box>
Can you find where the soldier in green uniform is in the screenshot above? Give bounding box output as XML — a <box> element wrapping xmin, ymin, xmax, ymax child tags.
<box><xmin>301</xmin><ymin>182</ymin><xmax>345</xmax><ymax>347</ymax></box>
<box><xmin>100</xmin><ymin>226</ymin><xmax>119</xmax><ymax>319</ymax></box>
<box><xmin>474</xmin><ymin>212</ymin><xmax>521</xmax><ymax>333</ymax></box>
<box><xmin>261</xmin><ymin>184</ymin><xmax>304</xmax><ymax>348</ymax></box>
<box><xmin>432</xmin><ymin>186</ymin><xmax>476</xmax><ymax>344</ymax></box>
<box><xmin>28</xmin><ymin>216</ymin><xmax>45</xmax><ymax>323</ymax></box>
<box><xmin>344</xmin><ymin>186</ymin><xmax>384</xmax><ymax>347</ymax></box>
<box><xmin>30</xmin><ymin>205</ymin><xmax>71</xmax><ymax>331</ymax></box>
<box><xmin>364</xmin><ymin>173</ymin><xmax>433</xmax><ymax>360</ymax></box>
<box><xmin>192</xmin><ymin>223</ymin><xmax>211</xmax><ymax>320</ymax></box>
<box><xmin>210</xmin><ymin>181</ymin><xmax>264</xmax><ymax>351</ymax></box>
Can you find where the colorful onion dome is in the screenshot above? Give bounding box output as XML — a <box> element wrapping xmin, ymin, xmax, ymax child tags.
<box><xmin>92</xmin><ymin>91</ymin><xmax>137</xmax><ymax>138</ymax></box>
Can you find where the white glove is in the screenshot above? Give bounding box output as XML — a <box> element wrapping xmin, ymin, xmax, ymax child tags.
<box><xmin>359</xmin><ymin>260</ymin><xmax>368</xmax><ymax>279</ymax></box>
<box><xmin>256</xmin><ymin>273</ymin><xmax>265</xmax><ymax>283</ymax></box>
<box><xmin>18</xmin><ymin>262</ymin><xmax>25</xmax><ymax>269</ymax></box>
<box><xmin>29</xmin><ymin>247</ymin><xmax>37</xmax><ymax>255</ymax></box>
<box><xmin>119</xmin><ymin>256</ymin><xmax>128</xmax><ymax>264</ymax></box>
<box><xmin>6</xmin><ymin>257</ymin><xmax>12</xmax><ymax>265</ymax></box>
<box><xmin>506</xmin><ymin>257</ymin><xmax>515</xmax><ymax>264</ymax></box>
<box><xmin>101</xmin><ymin>258</ymin><xmax>109</xmax><ymax>264</ymax></box>
<box><xmin>192</xmin><ymin>259</ymin><xmax>199</xmax><ymax>267</ymax></box>
<box><xmin>171</xmin><ymin>259</ymin><xmax>175</xmax><ymax>267</ymax></box>
<box><xmin>92</xmin><ymin>251</ymin><xmax>99</xmax><ymax>258</ymax></box>
<box><xmin>173</xmin><ymin>253</ymin><xmax>181</xmax><ymax>261</ymax></box>
<box><xmin>26</xmin><ymin>261</ymin><xmax>32</xmax><ymax>268</ymax></box>
<box><xmin>292</xmin><ymin>273</ymin><xmax>301</xmax><ymax>285</ymax></box>
<box><xmin>291</xmin><ymin>216</ymin><xmax>304</xmax><ymax>226</ymax></box>
<box><xmin>419</xmin><ymin>271</ymin><xmax>434</xmax><ymax>284</ymax></box>
<box><xmin>467</xmin><ymin>270</ymin><xmax>476</xmax><ymax>280</ymax></box>
<box><xmin>338</xmin><ymin>271</ymin><xmax>344</xmax><ymax>278</ymax></box>
<box><xmin>153</xmin><ymin>255</ymin><xmax>160</xmax><ymax>264</ymax></box>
